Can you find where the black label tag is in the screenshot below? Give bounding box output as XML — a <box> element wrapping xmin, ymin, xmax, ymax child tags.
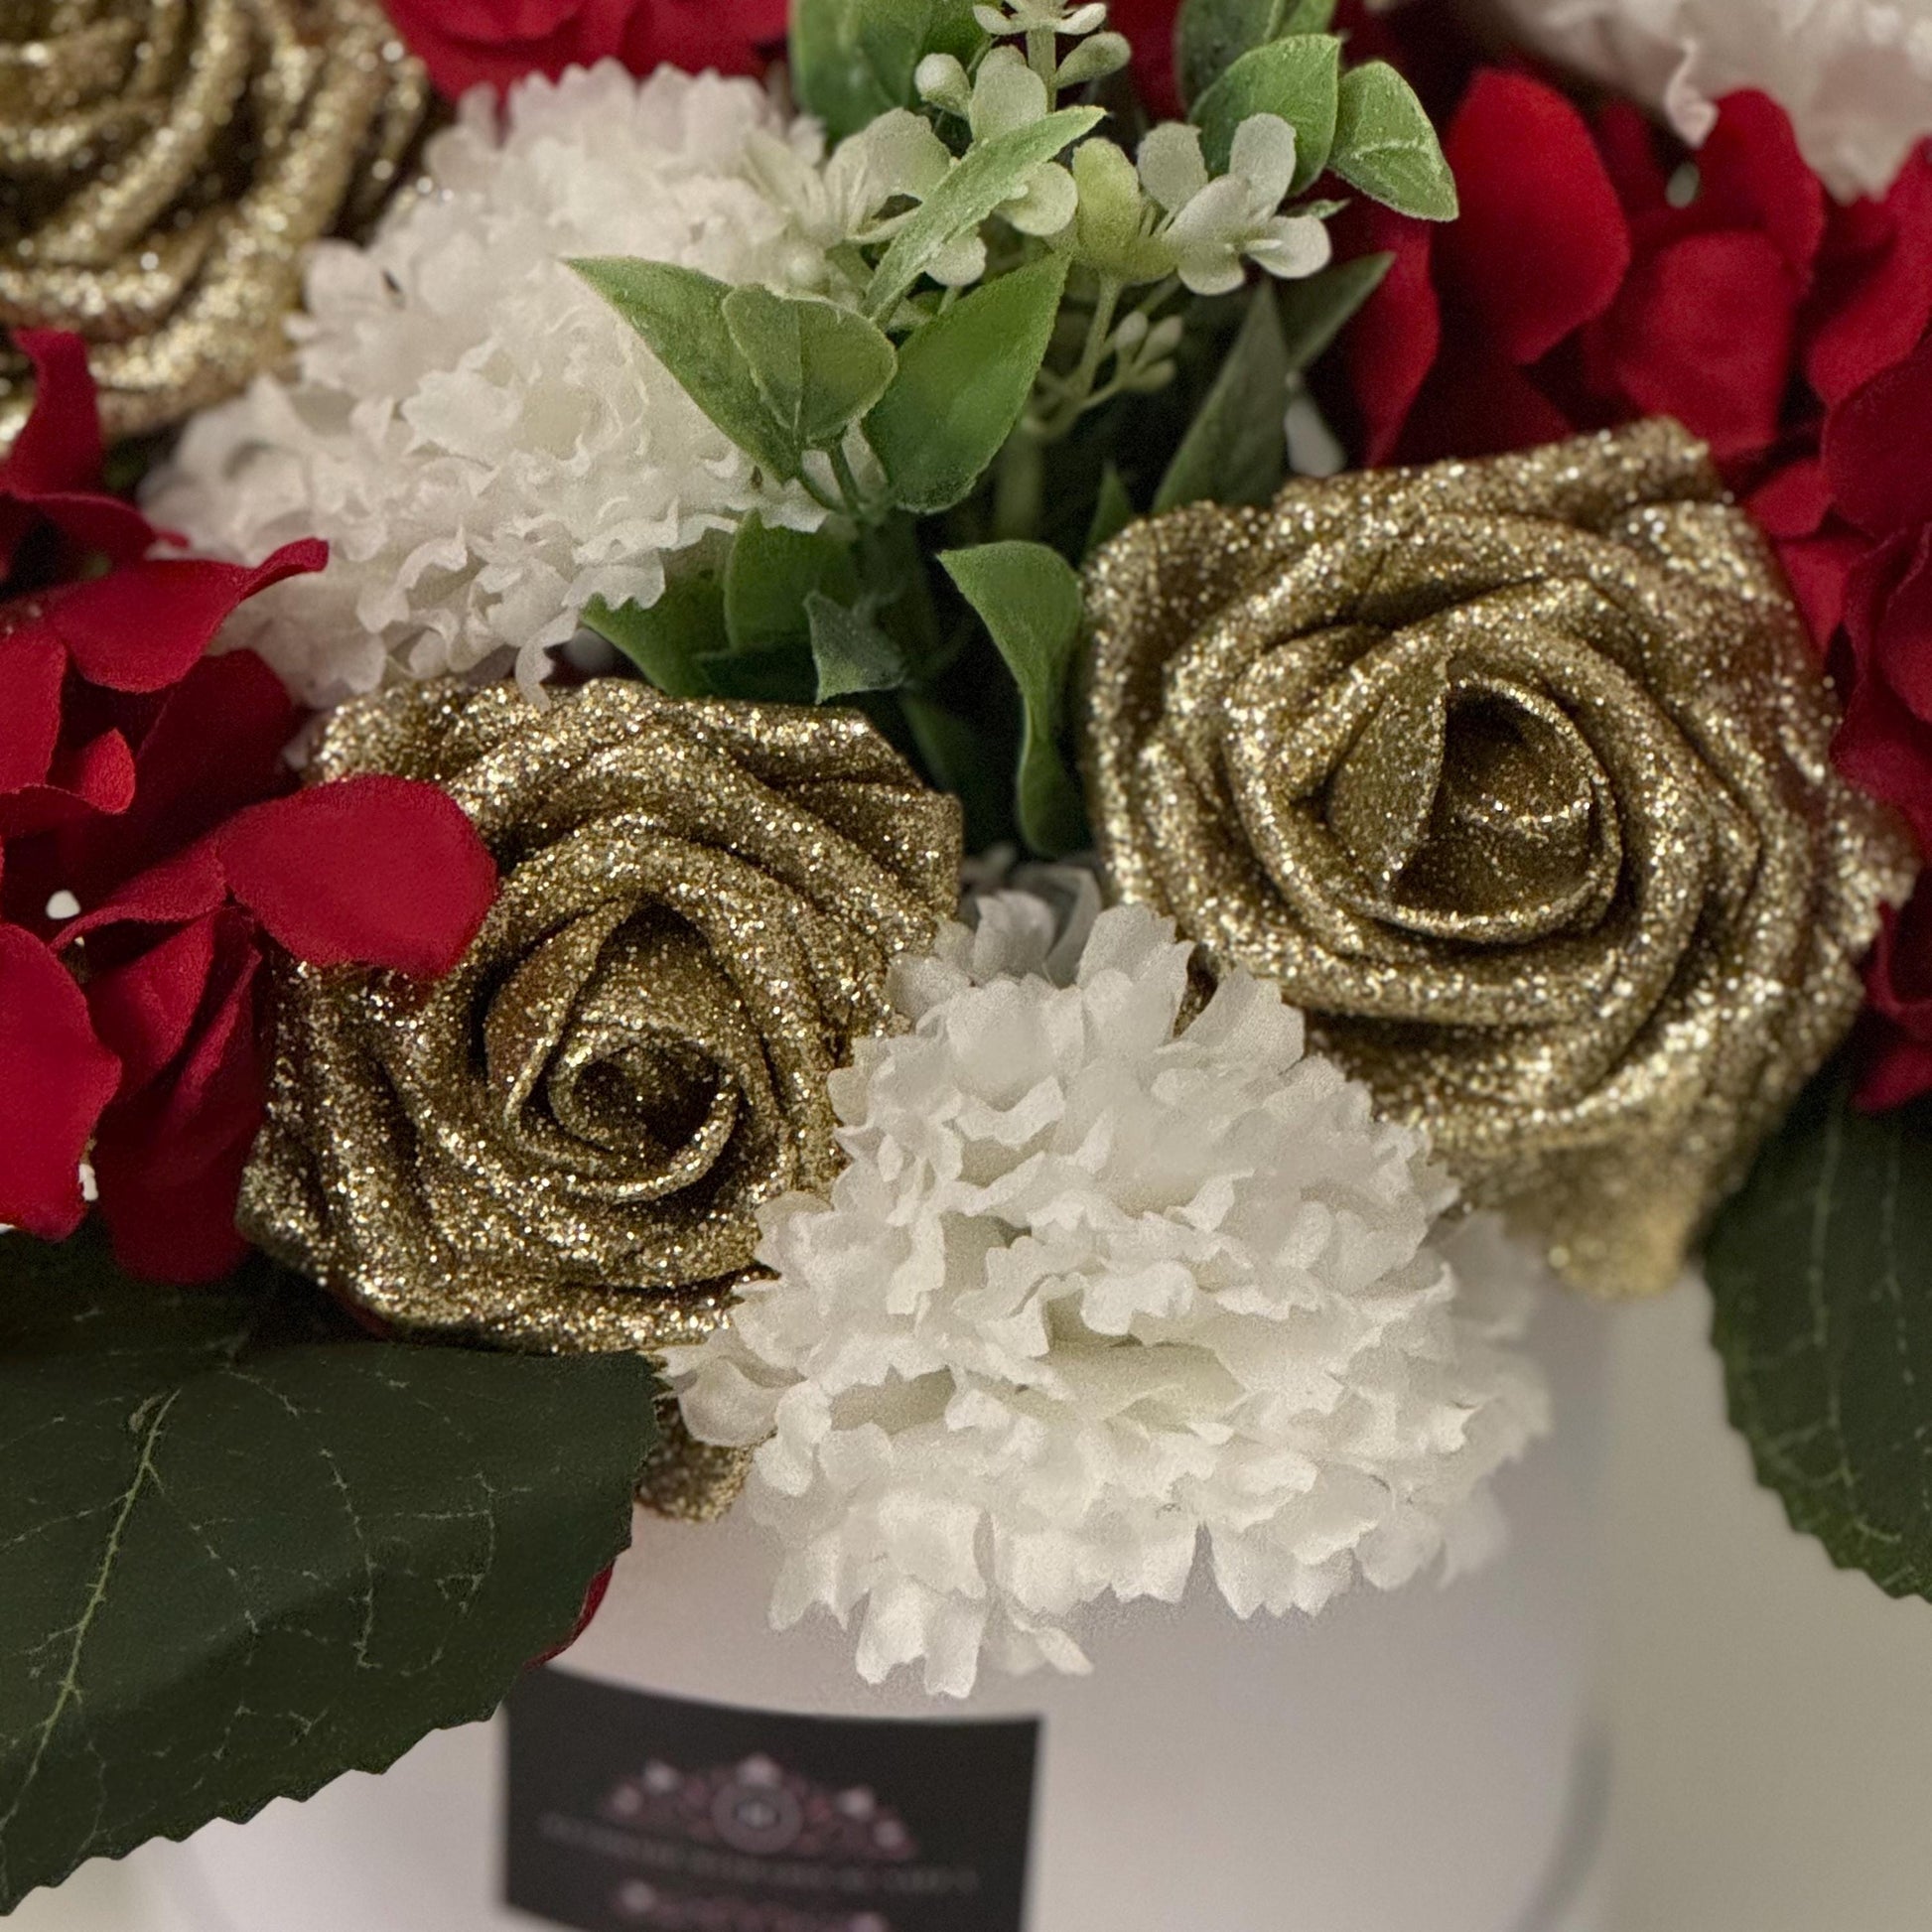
<box><xmin>503</xmin><ymin>1669</ymin><xmax>1039</xmax><ymax>1932</ymax></box>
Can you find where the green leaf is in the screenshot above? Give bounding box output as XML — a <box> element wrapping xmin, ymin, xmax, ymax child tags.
<box><xmin>792</xmin><ymin>0</ymin><xmax>983</xmax><ymax>143</ymax></box>
<box><xmin>1085</xmin><ymin>462</ymin><xmax>1138</xmax><ymax>558</ymax></box>
<box><xmin>570</xmin><ymin>260</ymin><xmax>801</xmax><ymax>480</ymax></box>
<box><xmin>1275</xmin><ymin>250</ymin><xmax>1393</xmax><ymax>373</ymax></box>
<box><xmin>1708</xmin><ymin>1075</ymin><xmax>1932</xmax><ymax>1602</ymax></box>
<box><xmin>585</xmin><ymin>581</ymin><xmax>729</xmax><ymax>699</ymax></box>
<box><xmin>940</xmin><ymin>541</ymin><xmax>1089</xmax><ymax>856</ymax></box>
<box><xmin>1175</xmin><ymin>0</ymin><xmax>1337</xmax><ymax>107</ymax></box>
<box><xmin>1154</xmin><ymin>283</ymin><xmax>1291</xmax><ymax>512</ymax></box>
<box><xmin>722</xmin><ymin>286</ymin><xmax>898</xmax><ymax>455</ymax></box>
<box><xmin>866</xmin><ymin>254</ymin><xmax>1070</xmax><ymax>514</ymax></box>
<box><xmin>807</xmin><ymin>592</ymin><xmax>912</xmax><ymax>702</ymax></box>
<box><xmin>1193</xmin><ymin>35</ymin><xmax>1341</xmax><ymax>191</ymax></box>
<box><xmin>1329</xmin><ymin>62</ymin><xmax>1458</xmax><ymax>220</ymax></box>
<box><xmin>0</xmin><ymin>1235</ymin><xmax>659</xmax><ymax>1912</ymax></box>
<box><xmin>725</xmin><ymin>517</ymin><xmax>860</xmax><ymax>655</ymax></box>
<box><xmin>864</xmin><ymin>107</ymin><xmax>1106</xmax><ymax>321</ymax></box>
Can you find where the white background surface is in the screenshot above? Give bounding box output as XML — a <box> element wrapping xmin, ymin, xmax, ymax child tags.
<box><xmin>14</xmin><ymin>1278</ymin><xmax>1932</xmax><ymax>1932</ymax></box>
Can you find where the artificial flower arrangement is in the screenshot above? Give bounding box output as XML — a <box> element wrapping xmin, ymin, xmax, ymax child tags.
<box><xmin>3</xmin><ymin>0</ymin><xmax>1932</xmax><ymax>1911</ymax></box>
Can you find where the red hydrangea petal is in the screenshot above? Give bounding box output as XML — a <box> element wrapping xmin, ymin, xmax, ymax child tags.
<box><xmin>1593</xmin><ymin>99</ymin><xmax>1673</xmax><ymax>217</ymax></box>
<box><xmin>1694</xmin><ymin>91</ymin><xmax>1825</xmax><ymax>285</ymax></box>
<box><xmin>1859</xmin><ymin>1035</ymin><xmax>1932</xmax><ymax>1110</ymax></box>
<box><xmin>636</xmin><ymin>0</ymin><xmax>787</xmax><ymax>71</ymax></box>
<box><xmin>59</xmin><ymin>841</ymin><xmax>229</xmax><ymax>943</ymax></box>
<box><xmin>84</xmin><ymin>910</ymin><xmax>225</xmax><ymax>1093</ymax></box>
<box><xmin>1774</xmin><ymin>531</ymin><xmax>1865</xmax><ymax>649</ymax></box>
<box><xmin>216</xmin><ymin>774</ymin><xmax>497</xmax><ymax>976</ymax></box>
<box><xmin>1398</xmin><ymin>327</ymin><xmax>1579</xmax><ymax>463</ymax></box>
<box><xmin>92</xmin><ymin>924</ymin><xmax>264</xmax><ymax>1283</ymax></box>
<box><xmin>0</xmin><ymin>923</ymin><xmax>119</xmax><ymax>1240</ymax></box>
<box><xmin>1339</xmin><ymin>208</ymin><xmax>1440</xmax><ymax>466</ymax></box>
<box><xmin>0</xmin><ymin>629</ymin><xmax>69</xmax><ymax>795</ymax></box>
<box><xmin>0</xmin><ymin>334</ymin><xmax>154</xmax><ymax>569</ymax></box>
<box><xmin>111</xmin><ymin>651</ymin><xmax>298</xmax><ymax>878</ymax></box>
<box><xmin>1112</xmin><ymin>0</ymin><xmax>1184</xmax><ymax>116</ymax></box>
<box><xmin>51</xmin><ymin>540</ymin><xmax>328</xmax><ymax>694</ymax></box>
<box><xmin>1808</xmin><ymin>148</ymin><xmax>1932</xmax><ymax>407</ymax></box>
<box><xmin>1836</xmin><ymin>666</ymin><xmax>1932</xmax><ymax>852</ymax></box>
<box><xmin>0</xmin><ymin>730</ymin><xmax>137</xmax><ymax>840</ymax></box>
<box><xmin>1441</xmin><ymin>70</ymin><xmax>1632</xmax><ymax>366</ymax></box>
<box><xmin>1858</xmin><ymin>891</ymin><xmax>1932</xmax><ymax>1110</ymax></box>
<box><xmin>1825</xmin><ymin>331</ymin><xmax>1932</xmax><ymax>539</ymax></box>
<box><xmin>1601</xmin><ymin>228</ymin><xmax>1796</xmax><ymax>461</ymax></box>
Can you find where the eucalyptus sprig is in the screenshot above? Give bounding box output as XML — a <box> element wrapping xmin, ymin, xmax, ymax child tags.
<box><xmin>569</xmin><ymin>0</ymin><xmax>1455</xmax><ymax>854</ymax></box>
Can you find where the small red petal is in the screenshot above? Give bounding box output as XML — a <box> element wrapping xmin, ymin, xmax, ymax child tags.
<box><xmin>52</xmin><ymin>540</ymin><xmax>328</xmax><ymax>694</ymax></box>
<box><xmin>1602</xmin><ymin>229</ymin><xmax>1796</xmax><ymax>461</ymax></box>
<box><xmin>1694</xmin><ymin>91</ymin><xmax>1826</xmax><ymax>286</ymax></box>
<box><xmin>59</xmin><ymin>841</ymin><xmax>229</xmax><ymax>944</ymax></box>
<box><xmin>0</xmin><ymin>629</ymin><xmax>69</xmax><ymax>795</ymax></box>
<box><xmin>1808</xmin><ymin>147</ymin><xmax>1932</xmax><ymax>407</ymax></box>
<box><xmin>1340</xmin><ymin>210</ymin><xmax>1441</xmax><ymax>467</ymax></box>
<box><xmin>217</xmin><ymin>774</ymin><xmax>497</xmax><ymax>976</ymax></box>
<box><xmin>84</xmin><ymin>910</ymin><xmax>224</xmax><ymax>1093</ymax></box>
<box><xmin>0</xmin><ymin>924</ymin><xmax>120</xmax><ymax>1240</ymax></box>
<box><xmin>0</xmin><ymin>729</ymin><xmax>138</xmax><ymax>839</ymax></box>
<box><xmin>1442</xmin><ymin>71</ymin><xmax>1632</xmax><ymax>366</ymax></box>
<box><xmin>1824</xmin><ymin>330</ymin><xmax>1932</xmax><ymax>539</ymax></box>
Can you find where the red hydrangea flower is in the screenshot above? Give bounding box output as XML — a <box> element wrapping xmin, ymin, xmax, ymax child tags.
<box><xmin>381</xmin><ymin>0</ymin><xmax>787</xmax><ymax>98</ymax></box>
<box><xmin>0</xmin><ymin>334</ymin><xmax>499</xmax><ymax>1274</ymax></box>
<box><xmin>52</xmin><ymin>652</ymin><xmax>498</xmax><ymax>1281</ymax></box>
<box><xmin>1338</xmin><ymin>77</ymin><xmax>1823</xmax><ymax>473</ymax></box>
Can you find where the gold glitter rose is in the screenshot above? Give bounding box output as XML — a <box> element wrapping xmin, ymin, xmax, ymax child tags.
<box><xmin>240</xmin><ymin>680</ymin><xmax>964</xmax><ymax>1371</ymax></box>
<box><xmin>0</xmin><ymin>0</ymin><xmax>426</xmax><ymax>449</ymax></box>
<box><xmin>1085</xmin><ymin>420</ymin><xmax>1915</xmax><ymax>1297</ymax></box>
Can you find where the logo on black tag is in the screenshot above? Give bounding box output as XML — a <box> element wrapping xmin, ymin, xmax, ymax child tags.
<box><xmin>504</xmin><ymin>1669</ymin><xmax>1039</xmax><ymax>1932</ymax></box>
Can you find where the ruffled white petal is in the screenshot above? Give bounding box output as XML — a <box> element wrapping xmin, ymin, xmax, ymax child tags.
<box><xmin>674</xmin><ymin>899</ymin><xmax>1552</xmax><ymax>1697</ymax></box>
<box><xmin>144</xmin><ymin>65</ymin><xmax>835</xmax><ymax>706</ymax></box>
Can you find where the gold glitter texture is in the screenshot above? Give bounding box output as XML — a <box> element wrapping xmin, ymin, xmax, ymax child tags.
<box><xmin>240</xmin><ymin>681</ymin><xmax>962</xmax><ymax>1511</ymax></box>
<box><xmin>0</xmin><ymin>0</ymin><xmax>427</xmax><ymax>450</ymax></box>
<box><xmin>1084</xmin><ymin>421</ymin><xmax>1915</xmax><ymax>1298</ymax></box>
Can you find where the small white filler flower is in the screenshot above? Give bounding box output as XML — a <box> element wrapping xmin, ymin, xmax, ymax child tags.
<box><xmin>675</xmin><ymin>897</ymin><xmax>1551</xmax><ymax>1698</ymax></box>
<box><xmin>1138</xmin><ymin>115</ymin><xmax>1334</xmax><ymax>297</ymax></box>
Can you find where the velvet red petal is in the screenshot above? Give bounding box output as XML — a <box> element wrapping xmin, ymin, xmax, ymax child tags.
<box><xmin>1441</xmin><ymin>71</ymin><xmax>1631</xmax><ymax>367</ymax></box>
<box><xmin>84</xmin><ymin>910</ymin><xmax>224</xmax><ymax>1093</ymax></box>
<box><xmin>1858</xmin><ymin>894</ymin><xmax>1932</xmax><ymax>1110</ymax></box>
<box><xmin>52</xmin><ymin>540</ymin><xmax>328</xmax><ymax>694</ymax></box>
<box><xmin>0</xmin><ymin>333</ymin><xmax>154</xmax><ymax>569</ymax></box>
<box><xmin>1340</xmin><ymin>211</ymin><xmax>1440</xmax><ymax>466</ymax></box>
<box><xmin>0</xmin><ymin>730</ymin><xmax>138</xmax><ymax>840</ymax></box>
<box><xmin>1693</xmin><ymin>91</ymin><xmax>1825</xmax><ymax>285</ymax></box>
<box><xmin>92</xmin><ymin>925</ymin><xmax>265</xmax><ymax>1283</ymax></box>
<box><xmin>59</xmin><ymin>841</ymin><xmax>230</xmax><ymax>943</ymax></box>
<box><xmin>1824</xmin><ymin>331</ymin><xmax>1932</xmax><ymax>539</ymax></box>
<box><xmin>1808</xmin><ymin>149</ymin><xmax>1932</xmax><ymax>407</ymax></box>
<box><xmin>216</xmin><ymin>774</ymin><xmax>497</xmax><ymax>976</ymax></box>
<box><xmin>0</xmin><ymin>923</ymin><xmax>119</xmax><ymax>1240</ymax></box>
<box><xmin>1602</xmin><ymin>229</ymin><xmax>1796</xmax><ymax>461</ymax></box>
<box><xmin>0</xmin><ymin>629</ymin><xmax>69</xmax><ymax>795</ymax></box>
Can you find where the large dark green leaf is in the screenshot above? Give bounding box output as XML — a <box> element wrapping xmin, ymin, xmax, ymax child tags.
<box><xmin>0</xmin><ymin>1235</ymin><xmax>660</xmax><ymax>1911</ymax></box>
<box><xmin>1707</xmin><ymin>1073</ymin><xmax>1932</xmax><ymax>1600</ymax></box>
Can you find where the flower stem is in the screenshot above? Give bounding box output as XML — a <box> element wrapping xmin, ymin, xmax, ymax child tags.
<box><xmin>1035</xmin><ymin>276</ymin><xmax>1122</xmax><ymax>442</ymax></box>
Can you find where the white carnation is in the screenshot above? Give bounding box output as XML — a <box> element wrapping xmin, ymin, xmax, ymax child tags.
<box><xmin>674</xmin><ymin>899</ymin><xmax>1552</xmax><ymax>1698</ymax></box>
<box><xmin>144</xmin><ymin>65</ymin><xmax>836</xmax><ymax>704</ymax></box>
<box><xmin>1474</xmin><ymin>0</ymin><xmax>1932</xmax><ymax>196</ymax></box>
